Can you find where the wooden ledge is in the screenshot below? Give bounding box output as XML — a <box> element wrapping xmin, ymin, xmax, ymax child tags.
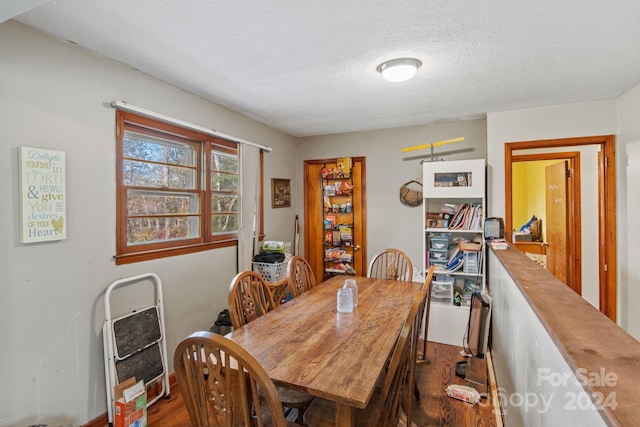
<box><xmin>491</xmin><ymin>246</ymin><xmax>640</xmax><ymax>427</ymax></box>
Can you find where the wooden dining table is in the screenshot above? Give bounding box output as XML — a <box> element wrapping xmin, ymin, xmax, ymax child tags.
<box><xmin>228</xmin><ymin>274</ymin><xmax>422</xmax><ymax>426</ymax></box>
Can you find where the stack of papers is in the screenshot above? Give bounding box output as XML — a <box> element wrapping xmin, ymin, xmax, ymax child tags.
<box><xmin>449</xmin><ymin>204</ymin><xmax>483</xmax><ymax>230</ymax></box>
<box><xmin>489</xmin><ymin>239</ymin><xmax>508</xmax><ymax>250</ymax></box>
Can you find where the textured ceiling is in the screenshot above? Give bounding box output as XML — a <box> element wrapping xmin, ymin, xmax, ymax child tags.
<box><xmin>12</xmin><ymin>0</ymin><xmax>640</xmax><ymax>137</ymax></box>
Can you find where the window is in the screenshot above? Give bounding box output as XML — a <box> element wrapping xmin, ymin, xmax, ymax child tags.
<box><xmin>210</xmin><ymin>143</ymin><xmax>239</xmax><ymax>235</ymax></box>
<box><xmin>115</xmin><ymin>111</ymin><xmax>242</xmax><ymax>264</ymax></box>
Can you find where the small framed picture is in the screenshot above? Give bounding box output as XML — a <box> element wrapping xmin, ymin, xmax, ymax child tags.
<box><xmin>271</xmin><ymin>178</ymin><xmax>291</xmax><ymax>208</ymax></box>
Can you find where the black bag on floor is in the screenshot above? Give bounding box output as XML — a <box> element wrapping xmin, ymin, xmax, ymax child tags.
<box><xmin>210</xmin><ymin>309</ymin><xmax>233</xmax><ymax>335</ymax></box>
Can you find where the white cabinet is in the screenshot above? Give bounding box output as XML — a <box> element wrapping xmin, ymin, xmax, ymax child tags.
<box><xmin>422</xmin><ymin>159</ymin><xmax>486</xmax><ymax>346</ymax></box>
<box><xmin>422</xmin><ymin>158</ymin><xmax>485</xmax><ymax>198</ymax></box>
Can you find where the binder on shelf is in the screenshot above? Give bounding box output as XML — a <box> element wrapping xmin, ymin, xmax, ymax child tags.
<box><xmin>448</xmin><ymin>204</ymin><xmax>467</xmax><ymax>229</ymax></box>
<box><xmin>446</xmin><ymin>251</ymin><xmax>464</xmax><ymax>272</ymax></box>
<box><xmin>470</xmin><ymin>205</ymin><xmax>483</xmax><ymax>230</ymax></box>
<box><xmin>448</xmin><ymin>203</ymin><xmax>483</xmax><ymax>230</ymax></box>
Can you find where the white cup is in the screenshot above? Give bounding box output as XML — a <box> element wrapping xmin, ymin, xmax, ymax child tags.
<box><xmin>337</xmin><ymin>287</ymin><xmax>353</xmax><ymax>313</ymax></box>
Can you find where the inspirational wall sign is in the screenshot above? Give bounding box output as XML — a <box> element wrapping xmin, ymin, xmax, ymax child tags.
<box><xmin>19</xmin><ymin>146</ymin><xmax>67</xmax><ymax>243</ymax></box>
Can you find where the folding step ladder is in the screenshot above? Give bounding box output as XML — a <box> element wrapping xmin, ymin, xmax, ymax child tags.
<box><xmin>103</xmin><ymin>273</ymin><xmax>170</xmax><ymax>425</ymax></box>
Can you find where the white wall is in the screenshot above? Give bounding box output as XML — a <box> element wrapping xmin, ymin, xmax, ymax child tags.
<box><xmin>486</xmin><ymin>100</ymin><xmax>618</xmax><ymax>317</ymax></box>
<box><xmin>0</xmin><ymin>21</ymin><xmax>296</xmax><ymax>426</ymax></box>
<box><xmin>486</xmin><ymin>100</ymin><xmax>617</xmax><ymax>218</ymax></box>
<box><xmin>296</xmin><ymin>121</ymin><xmax>487</xmax><ymax>270</ymax></box>
<box><xmin>617</xmin><ymin>82</ymin><xmax>640</xmax><ymax>337</ymax></box>
<box><xmin>488</xmin><ymin>252</ymin><xmax>607</xmax><ymax>427</ymax></box>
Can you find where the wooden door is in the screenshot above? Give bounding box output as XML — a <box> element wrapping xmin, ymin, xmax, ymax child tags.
<box><xmin>545</xmin><ymin>161</ymin><xmax>573</xmax><ymax>290</ymax></box>
<box><xmin>304</xmin><ymin>158</ymin><xmax>366</xmax><ymax>282</ymax></box>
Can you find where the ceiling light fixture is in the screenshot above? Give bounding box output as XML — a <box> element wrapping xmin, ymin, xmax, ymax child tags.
<box><xmin>377</xmin><ymin>58</ymin><xmax>422</xmax><ymax>82</ymax></box>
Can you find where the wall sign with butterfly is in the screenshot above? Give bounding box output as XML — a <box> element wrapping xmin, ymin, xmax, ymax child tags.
<box><xmin>19</xmin><ymin>146</ymin><xmax>67</xmax><ymax>243</ymax></box>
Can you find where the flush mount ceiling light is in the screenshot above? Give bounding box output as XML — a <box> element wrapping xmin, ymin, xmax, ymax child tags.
<box><xmin>377</xmin><ymin>58</ymin><xmax>422</xmax><ymax>82</ymax></box>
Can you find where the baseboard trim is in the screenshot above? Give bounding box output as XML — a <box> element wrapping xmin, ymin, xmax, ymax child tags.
<box><xmin>485</xmin><ymin>350</ymin><xmax>504</xmax><ymax>427</ymax></box>
<box><xmin>82</xmin><ymin>373</ymin><xmax>177</xmax><ymax>427</ymax></box>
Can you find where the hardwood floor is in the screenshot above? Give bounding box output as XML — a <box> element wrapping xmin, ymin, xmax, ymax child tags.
<box><xmin>144</xmin><ymin>341</ymin><xmax>498</xmax><ymax>427</ymax></box>
<box><xmin>412</xmin><ymin>342</ymin><xmax>498</xmax><ymax>427</ymax></box>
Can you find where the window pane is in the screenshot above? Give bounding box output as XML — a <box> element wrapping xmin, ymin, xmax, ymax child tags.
<box><xmin>212</xmin><ymin>213</ymin><xmax>238</xmax><ymax>234</ymax></box>
<box><xmin>124</xmin><ymin>160</ymin><xmax>195</xmax><ymax>189</ymax></box>
<box><xmin>127</xmin><ymin>216</ymin><xmax>200</xmax><ymax>245</ymax></box>
<box><xmin>127</xmin><ymin>190</ymin><xmax>199</xmax><ymax>215</ymax></box>
<box><xmin>124</xmin><ymin>132</ymin><xmax>194</xmax><ymax>166</ymax></box>
<box><xmin>211</xmin><ymin>172</ymin><xmax>238</xmax><ymax>192</ymax></box>
<box><xmin>211</xmin><ymin>150</ymin><xmax>238</xmax><ymax>173</ymax></box>
<box><xmin>209</xmin><ymin>146</ymin><xmax>239</xmax><ymax>236</ymax></box>
<box><xmin>212</xmin><ymin>195</ymin><xmax>238</xmax><ymax>213</ymax></box>
<box><xmin>117</xmin><ymin>111</ymin><xmax>249</xmax><ymax>262</ymax></box>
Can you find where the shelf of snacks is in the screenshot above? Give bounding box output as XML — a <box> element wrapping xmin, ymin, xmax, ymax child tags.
<box><xmin>321</xmin><ymin>158</ymin><xmax>356</xmax><ymax>278</ymax></box>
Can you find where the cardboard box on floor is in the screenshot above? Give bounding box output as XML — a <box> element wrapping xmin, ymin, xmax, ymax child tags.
<box><xmin>114</xmin><ymin>377</ymin><xmax>147</xmax><ymax>427</ymax></box>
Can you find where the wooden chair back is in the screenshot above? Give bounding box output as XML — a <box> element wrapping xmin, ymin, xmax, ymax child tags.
<box><xmin>286</xmin><ymin>256</ymin><xmax>317</xmax><ymax>298</ymax></box>
<box><xmin>404</xmin><ymin>266</ymin><xmax>434</xmax><ymax>425</ymax></box>
<box><xmin>228</xmin><ymin>271</ymin><xmax>314</xmax><ymax>422</ymax></box>
<box><xmin>228</xmin><ymin>271</ymin><xmax>277</xmax><ymax>329</ymax></box>
<box><xmin>173</xmin><ymin>331</ymin><xmax>289</xmax><ymax>427</ymax></box>
<box><xmin>378</xmin><ymin>284</ymin><xmax>428</xmax><ymax>427</ymax></box>
<box><xmin>367</xmin><ymin>248</ymin><xmax>414</xmax><ymax>281</ymax></box>
<box><xmin>418</xmin><ymin>265</ymin><xmax>435</xmax><ymax>363</ymax></box>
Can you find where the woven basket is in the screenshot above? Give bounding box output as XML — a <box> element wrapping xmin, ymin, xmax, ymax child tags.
<box><xmin>399</xmin><ymin>179</ymin><xmax>423</xmax><ymax>207</ymax></box>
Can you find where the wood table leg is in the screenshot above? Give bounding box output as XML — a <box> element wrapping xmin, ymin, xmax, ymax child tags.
<box><xmin>335</xmin><ymin>402</ymin><xmax>355</xmax><ymax>427</ymax></box>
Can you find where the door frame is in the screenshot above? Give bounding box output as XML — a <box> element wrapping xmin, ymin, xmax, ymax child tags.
<box><xmin>512</xmin><ymin>153</ymin><xmax>581</xmax><ymax>294</ymax></box>
<box><xmin>504</xmin><ymin>135</ymin><xmax>617</xmax><ymax>321</ymax></box>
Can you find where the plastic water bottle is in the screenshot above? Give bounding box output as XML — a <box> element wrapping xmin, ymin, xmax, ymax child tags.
<box><xmin>337</xmin><ymin>287</ymin><xmax>353</xmax><ymax>313</ymax></box>
<box><xmin>343</xmin><ymin>279</ymin><xmax>358</xmax><ymax>307</ymax></box>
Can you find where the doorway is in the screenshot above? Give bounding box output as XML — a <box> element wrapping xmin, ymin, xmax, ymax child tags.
<box><xmin>304</xmin><ymin>157</ymin><xmax>367</xmax><ymax>281</ymax></box>
<box><xmin>505</xmin><ymin>135</ymin><xmax>617</xmax><ymax>321</ymax></box>
<box><xmin>511</xmin><ymin>153</ymin><xmax>582</xmax><ymax>295</ymax></box>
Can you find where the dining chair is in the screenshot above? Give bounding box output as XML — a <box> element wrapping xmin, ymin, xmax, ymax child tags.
<box><xmin>227</xmin><ymin>270</ymin><xmax>314</xmax><ymax>422</ymax></box>
<box><xmin>286</xmin><ymin>255</ymin><xmax>317</xmax><ymax>298</ymax></box>
<box><xmin>408</xmin><ymin>265</ymin><xmax>435</xmax><ymax>409</ymax></box>
<box><xmin>367</xmin><ymin>248</ymin><xmax>414</xmax><ymax>282</ymax></box>
<box><xmin>228</xmin><ymin>270</ymin><xmax>278</xmax><ymax>329</ymax></box>
<box><xmin>303</xmin><ymin>284</ymin><xmax>427</xmax><ymax>427</ymax></box>
<box><xmin>416</xmin><ymin>265</ymin><xmax>435</xmax><ymax>366</ymax></box>
<box><xmin>173</xmin><ymin>331</ymin><xmax>303</xmax><ymax>427</ymax></box>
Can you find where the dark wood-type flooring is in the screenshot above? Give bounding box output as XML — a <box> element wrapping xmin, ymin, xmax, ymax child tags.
<box><xmin>411</xmin><ymin>342</ymin><xmax>497</xmax><ymax>427</ymax></box>
<box><xmin>143</xmin><ymin>341</ymin><xmax>497</xmax><ymax>427</ymax></box>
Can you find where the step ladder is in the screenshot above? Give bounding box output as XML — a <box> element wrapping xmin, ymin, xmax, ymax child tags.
<box><xmin>103</xmin><ymin>273</ymin><xmax>170</xmax><ymax>425</ymax></box>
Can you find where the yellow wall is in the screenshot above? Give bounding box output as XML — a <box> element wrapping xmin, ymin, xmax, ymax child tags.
<box><xmin>512</xmin><ymin>163</ymin><xmax>529</xmax><ymax>229</ymax></box>
<box><xmin>511</xmin><ymin>160</ymin><xmax>564</xmax><ymax>239</ymax></box>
